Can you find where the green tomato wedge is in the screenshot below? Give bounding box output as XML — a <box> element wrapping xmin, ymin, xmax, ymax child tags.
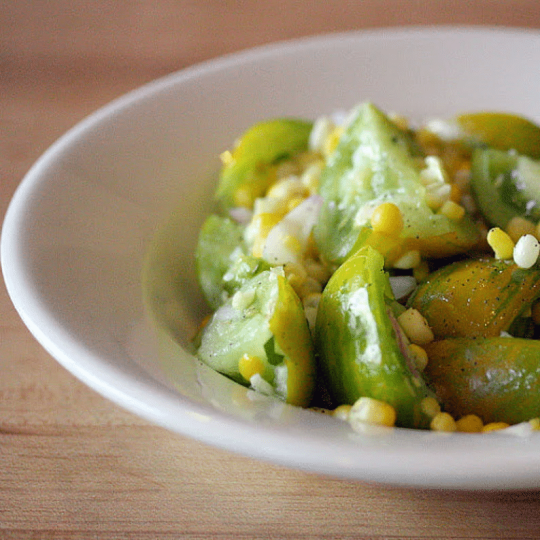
<box><xmin>216</xmin><ymin>118</ymin><xmax>313</xmax><ymax>210</ymax></box>
<box><xmin>314</xmin><ymin>246</ymin><xmax>436</xmax><ymax>428</ymax></box>
<box><xmin>470</xmin><ymin>148</ymin><xmax>540</xmax><ymax>229</ymax></box>
<box><xmin>195</xmin><ymin>214</ymin><xmax>245</xmax><ymax>310</ymax></box>
<box><xmin>425</xmin><ymin>337</ymin><xmax>540</xmax><ymax>425</ymax></box>
<box><xmin>314</xmin><ymin>102</ymin><xmax>479</xmax><ymax>266</ymax></box>
<box><xmin>195</xmin><ymin>214</ymin><xmax>270</xmax><ymax>310</ymax></box>
<box><xmin>456</xmin><ymin>112</ymin><xmax>540</xmax><ymax>159</ymax></box>
<box><xmin>197</xmin><ymin>269</ymin><xmax>316</xmax><ymax>407</ymax></box>
<box><xmin>408</xmin><ymin>257</ymin><xmax>540</xmax><ymax>339</ymax></box>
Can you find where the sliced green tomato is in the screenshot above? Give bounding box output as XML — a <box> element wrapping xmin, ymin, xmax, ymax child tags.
<box><xmin>471</xmin><ymin>148</ymin><xmax>540</xmax><ymax>229</ymax></box>
<box><xmin>269</xmin><ymin>271</ymin><xmax>316</xmax><ymax>406</ymax></box>
<box><xmin>195</xmin><ymin>215</ymin><xmax>245</xmax><ymax>310</ymax></box>
<box><xmin>425</xmin><ymin>337</ymin><xmax>540</xmax><ymax>425</ymax></box>
<box><xmin>216</xmin><ymin>118</ymin><xmax>313</xmax><ymax>210</ymax></box>
<box><xmin>314</xmin><ymin>102</ymin><xmax>479</xmax><ymax>266</ymax></box>
<box><xmin>222</xmin><ymin>253</ymin><xmax>271</xmax><ymax>298</ymax></box>
<box><xmin>197</xmin><ymin>269</ymin><xmax>316</xmax><ymax>407</ymax></box>
<box><xmin>195</xmin><ymin>214</ymin><xmax>270</xmax><ymax>310</ymax></box>
<box><xmin>314</xmin><ymin>246</ymin><xmax>436</xmax><ymax>428</ymax></box>
<box><xmin>456</xmin><ymin>112</ymin><xmax>540</xmax><ymax>159</ymax></box>
<box><xmin>408</xmin><ymin>258</ymin><xmax>540</xmax><ymax>339</ymax></box>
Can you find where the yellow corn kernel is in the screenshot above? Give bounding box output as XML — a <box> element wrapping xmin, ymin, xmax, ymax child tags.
<box><xmin>220</xmin><ymin>150</ymin><xmax>234</xmax><ymax>166</ymax></box>
<box><xmin>370</xmin><ymin>202</ymin><xmax>404</xmax><ymax>236</ymax></box>
<box><xmin>486</xmin><ymin>227</ymin><xmax>515</xmax><ymax>260</ymax></box>
<box><xmin>332</xmin><ymin>404</ymin><xmax>352</xmax><ymax>421</ymax></box>
<box><xmin>482</xmin><ymin>422</ymin><xmax>510</xmax><ymax>433</ymax></box>
<box><xmin>286</xmin><ymin>196</ymin><xmax>306</xmax><ymax>212</ymax></box>
<box><xmin>301</xmin><ymin>161</ymin><xmax>323</xmax><ymax>194</ymax></box>
<box><xmin>250</xmin><ymin>213</ymin><xmax>282</xmax><ymax>257</ymax></box>
<box><xmin>393</xmin><ymin>250</ymin><xmax>421</xmax><ymax>270</ymax></box>
<box><xmin>506</xmin><ymin>216</ymin><xmax>537</xmax><ymax>243</ymax></box>
<box><xmin>430</xmin><ymin>412</ymin><xmax>457</xmax><ymax>432</ymax></box>
<box><xmin>397</xmin><ymin>308</ymin><xmax>434</xmax><ymax>345</ymax></box>
<box><xmin>322</xmin><ymin>127</ymin><xmax>343</xmax><ymax>157</ymax></box>
<box><xmin>439</xmin><ymin>200</ymin><xmax>466</xmax><ymax>221</ymax></box>
<box><xmin>529</xmin><ymin>418</ymin><xmax>540</xmax><ymax>431</ymax></box>
<box><xmin>282</xmin><ymin>234</ymin><xmax>303</xmax><ymax>257</ymax></box>
<box><xmin>349</xmin><ymin>397</ymin><xmax>397</xmax><ymax>428</ymax></box>
<box><xmin>238</xmin><ymin>354</ymin><xmax>265</xmax><ymax>382</ymax></box>
<box><xmin>456</xmin><ymin>414</ymin><xmax>484</xmax><ymax>433</ymax></box>
<box><xmin>413</xmin><ymin>260</ymin><xmax>430</xmax><ymax>282</ymax></box>
<box><xmin>266</xmin><ymin>176</ymin><xmax>306</xmax><ymax>199</ymax></box>
<box><xmin>409</xmin><ymin>343</ymin><xmax>429</xmax><ymax>371</ymax></box>
<box><xmin>420</xmin><ymin>397</ymin><xmax>441</xmax><ymax>418</ymax></box>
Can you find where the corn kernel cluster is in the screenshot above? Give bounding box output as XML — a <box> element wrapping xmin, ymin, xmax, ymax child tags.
<box><xmin>487</xmin><ymin>226</ymin><xmax>540</xmax><ymax>269</ymax></box>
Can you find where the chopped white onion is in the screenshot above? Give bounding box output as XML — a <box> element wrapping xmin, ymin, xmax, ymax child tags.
<box><xmin>513</xmin><ymin>234</ymin><xmax>540</xmax><ymax>269</ymax></box>
<box><xmin>389</xmin><ymin>275</ymin><xmax>417</xmax><ymax>300</ymax></box>
<box><xmin>262</xmin><ymin>195</ymin><xmax>323</xmax><ymax>265</ymax></box>
<box><xmin>229</xmin><ymin>207</ymin><xmax>253</xmax><ymax>224</ymax></box>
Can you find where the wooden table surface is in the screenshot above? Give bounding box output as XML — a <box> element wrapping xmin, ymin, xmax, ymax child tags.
<box><xmin>3</xmin><ymin>2</ymin><xmax>540</xmax><ymax>538</ymax></box>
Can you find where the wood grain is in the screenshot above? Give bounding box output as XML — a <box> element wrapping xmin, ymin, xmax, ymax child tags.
<box><xmin>2</xmin><ymin>2</ymin><xmax>540</xmax><ymax>538</ymax></box>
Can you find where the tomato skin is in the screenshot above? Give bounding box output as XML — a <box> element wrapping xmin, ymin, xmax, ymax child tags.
<box><xmin>315</xmin><ymin>246</ymin><xmax>435</xmax><ymax>428</ymax></box>
<box><xmin>425</xmin><ymin>337</ymin><xmax>540</xmax><ymax>425</ymax></box>
<box><xmin>408</xmin><ymin>257</ymin><xmax>540</xmax><ymax>339</ymax></box>
<box><xmin>456</xmin><ymin>111</ymin><xmax>540</xmax><ymax>159</ymax></box>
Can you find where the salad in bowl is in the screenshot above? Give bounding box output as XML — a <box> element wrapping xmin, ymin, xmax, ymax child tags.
<box><xmin>192</xmin><ymin>101</ymin><xmax>540</xmax><ymax>434</ymax></box>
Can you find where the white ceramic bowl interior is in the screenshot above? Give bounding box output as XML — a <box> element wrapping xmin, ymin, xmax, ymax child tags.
<box><xmin>3</xmin><ymin>27</ymin><xmax>540</xmax><ymax>489</ymax></box>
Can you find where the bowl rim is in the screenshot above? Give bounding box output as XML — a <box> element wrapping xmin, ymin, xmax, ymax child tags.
<box><xmin>3</xmin><ymin>25</ymin><xmax>540</xmax><ymax>490</ymax></box>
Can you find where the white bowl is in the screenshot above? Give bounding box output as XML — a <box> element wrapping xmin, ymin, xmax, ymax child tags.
<box><xmin>3</xmin><ymin>27</ymin><xmax>540</xmax><ymax>490</ymax></box>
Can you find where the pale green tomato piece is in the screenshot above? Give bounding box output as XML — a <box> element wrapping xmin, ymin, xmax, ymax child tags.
<box><xmin>197</xmin><ymin>270</ymin><xmax>316</xmax><ymax>407</ymax></box>
<box><xmin>314</xmin><ymin>102</ymin><xmax>479</xmax><ymax>266</ymax></box>
<box><xmin>315</xmin><ymin>246</ymin><xmax>436</xmax><ymax>428</ymax></box>
<box><xmin>216</xmin><ymin>118</ymin><xmax>313</xmax><ymax>210</ymax></box>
